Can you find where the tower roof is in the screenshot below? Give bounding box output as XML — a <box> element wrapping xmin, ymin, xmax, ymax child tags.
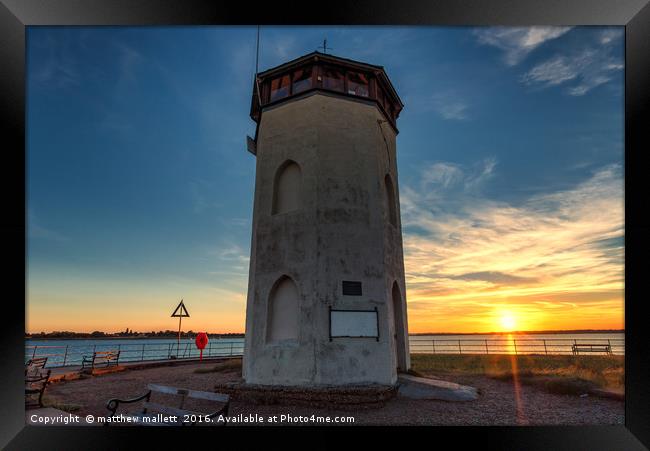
<box><xmin>251</xmin><ymin>51</ymin><xmax>403</xmax><ymax>132</ymax></box>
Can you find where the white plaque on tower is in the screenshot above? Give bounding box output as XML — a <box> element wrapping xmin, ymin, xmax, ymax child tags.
<box><xmin>329</xmin><ymin>307</ymin><xmax>379</xmax><ymax>340</ymax></box>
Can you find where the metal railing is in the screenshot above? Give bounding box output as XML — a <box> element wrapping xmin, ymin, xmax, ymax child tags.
<box><xmin>409</xmin><ymin>337</ymin><xmax>625</xmax><ymax>356</ymax></box>
<box><xmin>26</xmin><ymin>336</ymin><xmax>624</xmax><ymax>368</ymax></box>
<box><xmin>25</xmin><ymin>340</ymin><xmax>245</xmax><ymax>368</ymax></box>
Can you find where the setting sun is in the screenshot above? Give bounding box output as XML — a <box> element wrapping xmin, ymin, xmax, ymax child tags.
<box><xmin>500</xmin><ymin>314</ymin><xmax>516</xmax><ymax>331</ymax></box>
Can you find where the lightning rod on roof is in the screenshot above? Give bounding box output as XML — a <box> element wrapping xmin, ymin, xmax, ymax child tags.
<box><xmin>318</xmin><ymin>38</ymin><xmax>333</xmax><ymax>54</ymax></box>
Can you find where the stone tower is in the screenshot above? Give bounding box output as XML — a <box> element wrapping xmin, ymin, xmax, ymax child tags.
<box><xmin>243</xmin><ymin>52</ymin><xmax>409</xmax><ymax>386</ymax></box>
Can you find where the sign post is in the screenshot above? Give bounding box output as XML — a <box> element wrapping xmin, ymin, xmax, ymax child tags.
<box><xmin>171</xmin><ymin>299</ymin><xmax>190</xmax><ymax>356</ymax></box>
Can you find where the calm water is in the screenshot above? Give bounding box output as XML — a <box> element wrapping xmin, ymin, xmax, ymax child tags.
<box><xmin>26</xmin><ymin>337</ymin><xmax>245</xmax><ymax>367</ymax></box>
<box><xmin>26</xmin><ymin>332</ymin><xmax>624</xmax><ymax>367</ymax></box>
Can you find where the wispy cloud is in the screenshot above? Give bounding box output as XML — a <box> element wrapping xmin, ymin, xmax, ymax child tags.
<box><xmin>599</xmin><ymin>28</ymin><xmax>624</xmax><ymax>45</ymax></box>
<box><xmin>413</xmin><ymin>157</ymin><xmax>497</xmax><ymax>199</ymax></box>
<box><xmin>93</xmin><ymin>40</ymin><xmax>145</xmax><ymax>134</ymax></box>
<box><xmin>520</xmin><ymin>28</ymin><xmax>624</xmax><ymax>96</ymax></box>
<box><xmin>521</xmin><ymin>54</ymin><xmax>580</xmax><ymax>86</ymax></box>
<box><xmin>29</xmin><ymin>223</ymin><xmax>69</xmax><ymax>242</ymax></box>
<box><xmin>204</xmin><ymin>242</ymin><xmax>250</xmax><ymax>279</ymax></box>
<box><xmin>189</xmin><ymin>179</ymin><xmax>221</xmax><ymax>214</ymax></box>
<box><xmin>475</xmin><ymin>26</ymin><xmax>572</xmax><ymax>66</ymax></box>
<box><xmin>450</xmin><ymin>271</ymin><xmax>538</xmax><ymax>286</ymax></box>
<box><xmin>401</xmin><ymin>162</ymin><xmax>623</xmax><ymax>332</ymax></box>
<box><xmin>30</xmin><ymin>35</ymin><xmax>81</xmax><ymax>88</ymax></box>
<box><xmin>430</xmin><ymin>91</ymin><xmax>470</xmax><ymax>120</ymax></box>
<box><xmin>220</xmin><ymin>217</ymin><xmax>250</xmax><ymax>228</ymax></box>
<box><xmin>28</xmin><ymin>210</ymin><xmax>69</xmax><ymax>242</ymax></box>
<box><xmin>261</xmin><ymin>33</ymin><xmax>298</xmax><ymax>63</ymax></box>
<box><xmin>114</xmin><ymin>41</ymin><xmax>143</xmax><ymax>82</ymax></box>
<box><xmin>208</xmin><ymin>243</ymin><xmax>249</xmax><ymax>263</ymax></box>
<box><xmin>521</xmin><ymin>49</ymin><xmax>623</xmax><ymax>96</ymax></box>
<box><xmin>405</xmin><ymin>90</ymin><xmax>471</xmax><ymax>120</ymax></box>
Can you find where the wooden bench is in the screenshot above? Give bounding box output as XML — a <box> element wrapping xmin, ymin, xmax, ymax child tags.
<box><xmin>25</xmin><ymin>357</ymin><xmax>48</xmax><ymax>376</ymax></box>
<box><xmin>25</xmin><ymin>369</ymin><xmax>51</xmax><ymax>408</ymax></box>
<box><xmin>106</xmin><ymin>384</ymin><xmax>230</xmax><ymax>426</ymax></box>
<box><xmin>81</xmin><ymin>350</ymin><xmax>120</xmax><ymax>371</ymax></box>
<box><xmin>572</xmin><ymin>343</ymin><xmax>613</xmax><ymax>355</ymax></box>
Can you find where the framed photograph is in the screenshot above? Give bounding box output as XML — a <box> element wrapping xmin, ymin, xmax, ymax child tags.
<box><xmin>2</xmin><ymin>0</ymin><xmax>649</xmax><ymax>448</ymax></box>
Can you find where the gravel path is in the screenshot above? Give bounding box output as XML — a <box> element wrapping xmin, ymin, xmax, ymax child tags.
<box><xmin>42</xmin><ymin>361</ymin><xmax>623</xmax><ymax>426</ymax></box>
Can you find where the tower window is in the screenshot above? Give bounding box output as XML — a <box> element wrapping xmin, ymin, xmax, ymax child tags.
<box><xmin>270</xmin><ymin>74</ymin><xmax>290</xmax><ymax>102</ymax></box>
<box><xmin>322</xmin><ymin>67</ymin><xmax>344</xmax><ymax>92</ymax></box>
<box><xmin>272</xmin><ymin>161</ymin><xmax>302</xmax><ymax>215</ymax></box>
<box><xmin>292</xmin><ymin>66</ymin><xmax>313</xmax><ymax>94</ymax></box>
<box><xmin>267</xmin><ymin>276</ymin><xmax>299</xmax><ymax>343</ymax></box>
<box><xmin>342</xmin><ymin>280</ymin><xmax>363</xmax><ymax>296</ymax></box>
<box><xmin>347</xmin><ymin>72</ymin><xmax>369</xmax><ymax>97</ymax></box>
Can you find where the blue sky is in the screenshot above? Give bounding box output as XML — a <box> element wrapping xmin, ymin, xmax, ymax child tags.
<box><xmin>27</xmin><ymin>26</ymin><xmax>624</xmax><ymax>333</ymax></box>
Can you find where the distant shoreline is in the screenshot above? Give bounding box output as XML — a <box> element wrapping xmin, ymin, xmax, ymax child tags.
<box><xmin>25</xmin><ymin>329</ymin><xmax>624</xmax><ymax>340</ymax></box>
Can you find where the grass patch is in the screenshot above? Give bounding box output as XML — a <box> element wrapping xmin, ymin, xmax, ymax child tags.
<box><xmin>542</xmin><ymin>378</ymin><xmax>597</xmax><ymax>395</ymax></box>
<box><xmin>193</xmin><ymin>359</ymin><xmax>241</xmax><ymax>374</ymax></box>
<box><xmin>411</xmin><ymin>354</ymin><xmax>624</xmax><ymax>392</ymax></box>
<box><xmin>489</xmin><ymin>373</ymin><xmax>599</xmax><ymax>395</ymax></box>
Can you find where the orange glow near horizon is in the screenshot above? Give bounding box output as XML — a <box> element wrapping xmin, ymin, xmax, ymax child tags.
<box><xmin>26</xmin><ymin>286</ymin><xmax>624</xmax><ymax>335</ymax></box>
<box><xmin>25</xmin><ymin>253</ymin><xmax>624</xmax><ymax>335</ymax></box>
<box><xmin>26</xmin><ymin>275</ymin><xmax>250</xmax><ymax>334</ymax></box>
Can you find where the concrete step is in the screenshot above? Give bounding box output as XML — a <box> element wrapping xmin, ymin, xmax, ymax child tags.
<box><xmin>397</xmin><ymin>374</ymin><xmax>478</xmax><ymax>402</ymax></box>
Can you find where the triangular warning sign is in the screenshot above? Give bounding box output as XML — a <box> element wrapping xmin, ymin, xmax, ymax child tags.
<box><xmin>171</xmin><ymin>300</ymin><xmax>190</xmax><ymax>317</ymax></box>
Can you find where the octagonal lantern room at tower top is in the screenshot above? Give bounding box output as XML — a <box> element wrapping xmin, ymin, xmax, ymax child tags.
<box><xmin>250</xmin><ymin>51</ymin><xmax>404</xmax><ymax>133</ymax></box>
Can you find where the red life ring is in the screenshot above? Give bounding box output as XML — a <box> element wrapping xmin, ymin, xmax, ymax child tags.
<box><xmin>195</xmin><ymin>332</ymin><xmax>209</xmax><ymax>360</ymax></box>
<box><xmin>195</xmin><ymin>332</ymin><xmax>209</xmax><ymax>350</ymax></box>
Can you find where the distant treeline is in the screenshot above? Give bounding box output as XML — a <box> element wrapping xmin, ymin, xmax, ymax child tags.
<box><xmin>26</xmin><ymin>330</ymin><xmax>245</xmax><ymax>339</ymax></box>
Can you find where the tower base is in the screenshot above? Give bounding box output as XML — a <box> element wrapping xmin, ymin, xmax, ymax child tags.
<box><xmin>214</xmin><ymin>380</ymin><xmax>397</xmax><ymax>410</ymax></box>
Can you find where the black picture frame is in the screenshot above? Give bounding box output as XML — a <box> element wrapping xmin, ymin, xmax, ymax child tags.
<box><xmin>2</xmin><ymin>0</ymin><xmax>648</xmax><ymax>448</ymax></box>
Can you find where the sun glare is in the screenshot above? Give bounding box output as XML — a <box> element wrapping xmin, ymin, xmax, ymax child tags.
<box><xmin>500</xmin><ymin>313</ymin><xmax>516</xmax><ymax>331</ymax></box>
